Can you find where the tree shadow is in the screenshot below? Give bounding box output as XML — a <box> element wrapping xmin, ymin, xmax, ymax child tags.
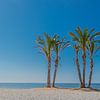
<box><xmin>52</xmin><ymin>86</ymin><xmax>100</xmax><ymax>92</ymax></box>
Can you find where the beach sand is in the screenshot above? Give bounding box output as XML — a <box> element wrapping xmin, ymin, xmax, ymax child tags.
<box><xmin>0</xmin><ymin>88</ymin><xmax>100</xmax><ymax>100</ymax></box>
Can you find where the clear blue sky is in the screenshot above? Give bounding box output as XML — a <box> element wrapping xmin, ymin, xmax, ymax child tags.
<box><xmin>0</xmin><ymin>0</ymin><xmax>100</xmax><ymax>83</ymax></box>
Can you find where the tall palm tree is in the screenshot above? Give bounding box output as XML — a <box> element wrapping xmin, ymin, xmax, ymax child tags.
<box><xmin>88</xmin><ymin>41</ymin><xmax>99</xmax><ymax>88</ymax></box>
<box><xmin>52</xmin><ymin>34</ymin><xmax>70</xmax><ymax>87</ymax></box>
<box><xmin>87</xmin><ymin>32</ymin><xmax>100</xmax><ymax>88</ymax></box>
<box><xmin>74</xmin><ymin>44</ymin><xmax>83</xmax><ymax>88</ymax></box>
<box><xmin>69</xmin><ymin>27</ymin><xmax>100</xmax><ymax>88</ymax></box>
<box><xmin>69</xmin><ymin>27</ymin><xmax>91</xmax><ymax>88</ymax></box>
<box><xmin>36</xmin><ymin>33</ymin><xmax>53</xmax><ymax>88</ymax></box>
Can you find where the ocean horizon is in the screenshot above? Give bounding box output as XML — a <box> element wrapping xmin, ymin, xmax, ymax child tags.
<box><xmin>0</xmin><ymin>83</ymin><xmax>100</xmax><ymax>89</ymax></box>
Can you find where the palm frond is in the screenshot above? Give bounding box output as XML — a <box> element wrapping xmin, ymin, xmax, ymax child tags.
<box><xmin>90</xmin><ymin>28</ymin><xmax>95</xmax><ymax>34</ymax></box>
<box><xmin>69</xmin><ymin>32</ymin><xmax>79</xmax><ymax>41</ymax></box>
<box><xmin>36</xmin><ymin>36</ymin><xmax>45</xmax><ymax>46</ymax></box>
<box><xmin>94</xmin><ymin>40</ymin><xmax>100</xmax><ymax>43</ymax></box>
<box><xmin>75</xmin><ymin>27</ymin><xmax>83</xmax><ymax>38</ymax></box>
<box><xmin>35</xmin><ymin>33</ymin><xmax>54</xmax><ymax>59</ymax></box>
<box><xmin>94</xmin><ymin>46</ymin><xmax>100</xmax><ymax>54</ymax></box>
<box><xmin>90</xmin><ymin>32</ymin><xmax>100</xmax><ymax>40</ymax></box>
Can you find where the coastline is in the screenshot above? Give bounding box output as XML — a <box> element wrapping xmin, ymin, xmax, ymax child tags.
<box><xmin>0</xmin><ymin>88</ymin><xmax>99</xmax><ymax>100</ymax></box>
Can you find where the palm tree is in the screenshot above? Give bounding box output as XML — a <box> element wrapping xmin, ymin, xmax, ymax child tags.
<box><xmin>69</xmin><ymin>27</ymin><xmax>91</xmax><ymax>88</ymax></box>
<box><xmin>69</xmin><ymin>27</ymin><xmax>100</xmax><ymax>88</ymax></box>
<box><xmin>87</xmin><ymin>31</ymin><xmax>100</xmax><ymax>88</ymax></box>
<box><xmin>36</xmin><ymin>33</ymin><xmax>53</xmax><ymax>88</ymax></box>
<box><xmin>74</xmin><ymin>44</ymin><xmax>83</xmax><ymax>88</ymax></box>
<box><xmin>52</xmin><ymin>34</ymin><xmax>70</xmax><ymax>87</ymax></box>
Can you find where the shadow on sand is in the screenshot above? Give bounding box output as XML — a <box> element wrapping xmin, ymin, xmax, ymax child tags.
<box><xmin>53</xmin><ymin>86</ymin><xmax>100</xmax><ymax>92</ymax></box>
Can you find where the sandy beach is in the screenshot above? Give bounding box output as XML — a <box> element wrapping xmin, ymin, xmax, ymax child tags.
<box><xmin>0</xmin><ymin>88</ymin><xmax>99</xmax><ymax>100</ymax></box>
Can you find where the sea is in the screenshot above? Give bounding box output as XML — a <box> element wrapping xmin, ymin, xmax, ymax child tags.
<box><xmin>0</xmin><ymin>83</ymin><xmax>100</xmax><ymax>89</ymax></box>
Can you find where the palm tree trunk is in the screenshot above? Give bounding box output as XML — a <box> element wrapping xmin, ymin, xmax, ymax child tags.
<box><xmin>75</xmin><ymin>50</ymin><xmax>83</xmax><ymax>88</ymax></box>
<box><xmin>47</xmin><ymin>55</ymin><xmax>51</xmax><ymax>88</ymax></box>
<box><xmin>82</xmin><ymin>50</ymin><xmax>86</xmax><ymax>88</ymax></box>
<box><xmin>52</xmin><ymin>54</ymin><xmax>58</xmax><ymax>87</ymax></box>
<box><xmin>88</xmin><ymin>56</ymin><xmax>93</xmax><ymax>88</ymax></box>
<box><xmin>52</xmin><ymin>65</ymin><xmax>57</xmax><ymax>87</ymax></box>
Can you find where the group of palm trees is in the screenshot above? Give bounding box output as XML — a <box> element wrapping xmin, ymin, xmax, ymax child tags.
<box><xmin>36</xmin><ymin>27</ymin><xmax>100</xmax><ymax>88</ymax></box>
